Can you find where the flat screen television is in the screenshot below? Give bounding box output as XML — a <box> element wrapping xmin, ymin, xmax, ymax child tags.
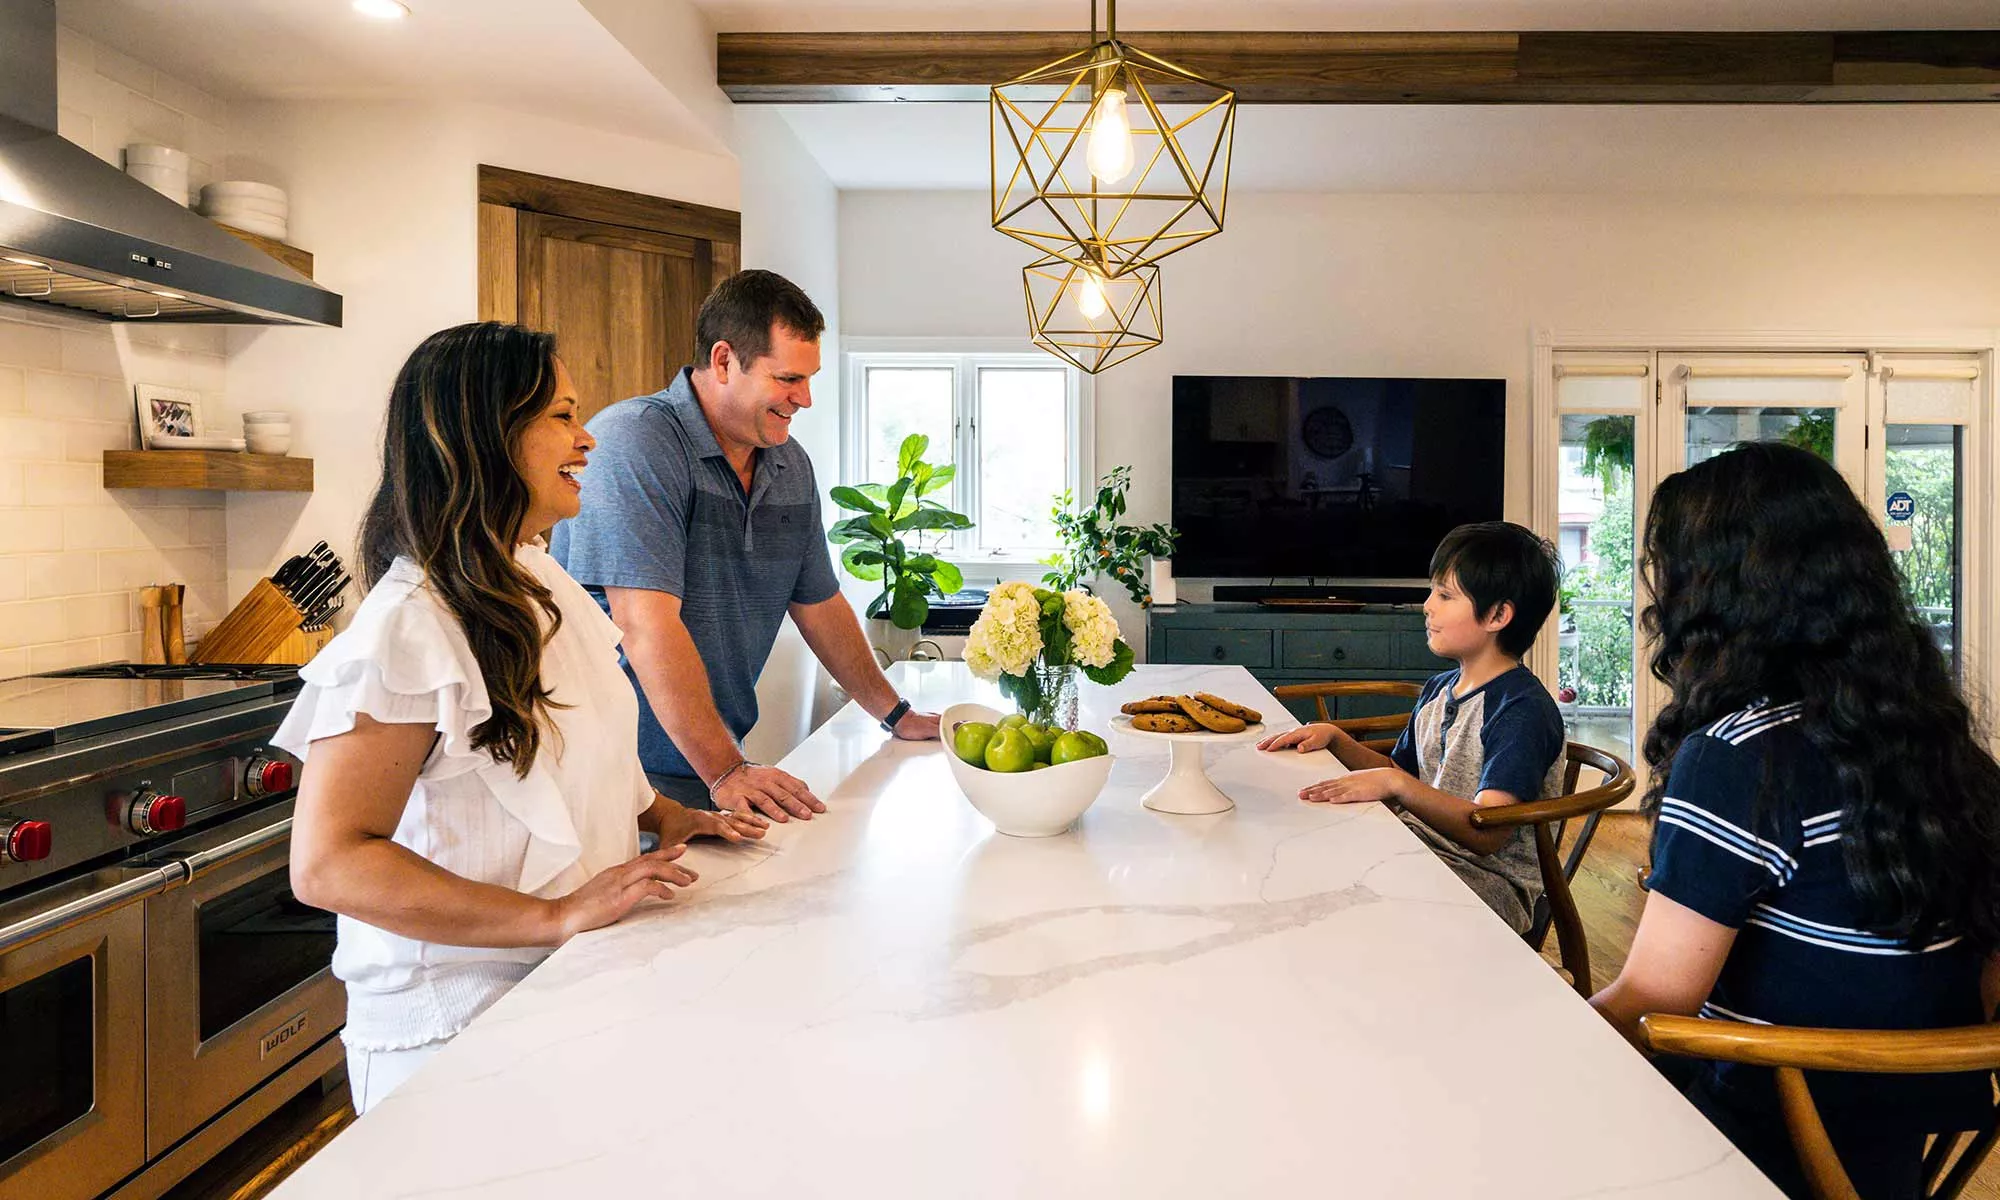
<box><xmin>1171</xmin><ymin>375</ymin><xmax>1506</xmax><ymax>581</ymax></box>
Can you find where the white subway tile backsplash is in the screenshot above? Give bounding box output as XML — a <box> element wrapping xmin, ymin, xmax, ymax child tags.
<box><xmin>0</xmin><ymin>512</ymin><xmax>63</xmax><ymax>555</ymax></box>
<box><xmin>0</xmin><ymin>600</ymin><xmax>68</xmax><ymax>646</ymax></box>
<box><xmin>27</xmin><ymin>371</ymin><xmax>125</xmax><ymax>424</ymax></box>
<box><xmin>23</xmin><ymin>461</ymin><xmax>105</xmax><ymax>508</ymax></box>
<box><xmin>65</xmin><ymin>592</ymin><xmax>133</xmax><ymax>640</ymax></box>
<box><xmin>30</xmin><ymin>638</ymin><xmax>105</xmax><ymax>674</ymax></box>
<box><xmin>0</xmin><ymin>416</ymin><xmax>67</xmax><ymax>462</ymax></box>
<box><xmin>187</xmin><ymin>507</ymin><xmax>226</xmax><ymax>546</ymax></box>
<box><xmin>4</xmin><ymin>34</ymin><xmax>243</xmax><ymax>662</ymax></box>
<box><xmin>26</xmin><ymin>552</ymin><xmax>97</xmax><ymax>599</ymax></box>
<box><xmin>64</xmin><ymin>420</ymin><xmax>136</xmax><ymax>463</ymax></box>
<box><xmin>0</xmin><ymin>324</ymin><xmax>63</xmax><ymax>372</ymax></box>
<box><xmin>58</xmin><ymin>329</ymin><xmax>127</xmax><ymax>378</ymax></box>
<box><xmin>64</xmin><ymin>506</ymin><xmax>135</xmax><ymax>551</ymax></box>
<box><xmin>126</xmin><ymin>505</ymin><xmax>188</xmax><ymax>548</ymax></box>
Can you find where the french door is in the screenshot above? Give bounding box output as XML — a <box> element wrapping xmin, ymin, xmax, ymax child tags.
<box><xmin>1542</xmin><ymin>348</ymin><xmax>1986</xmax><ymax>796</ymax></box>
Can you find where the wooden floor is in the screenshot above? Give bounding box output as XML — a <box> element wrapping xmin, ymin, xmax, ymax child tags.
<box><xmin>177</xmin><ymin>810</ymin><xmax>1996</xmax><ymax>1199</ymax></box>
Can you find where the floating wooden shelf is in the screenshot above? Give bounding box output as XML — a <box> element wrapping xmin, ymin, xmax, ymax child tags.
<box><xmin>217</xmin><ymin>225</ymin><xmax>314</xmax><ymax>279</ymax></box>
<box><xmin>104</xmin><ymin>450</ymin><xmax>313</xmax><ymax>492</ymax></box>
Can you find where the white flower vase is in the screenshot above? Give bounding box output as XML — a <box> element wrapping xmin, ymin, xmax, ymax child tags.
<box><xmin>1149</xmin><ymin>557</ymin><xmax>1177</xmax><ymax>607</ymax></box>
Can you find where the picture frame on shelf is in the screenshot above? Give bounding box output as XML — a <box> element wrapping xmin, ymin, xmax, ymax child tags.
<box><xmin>135</xmin><ymin>384</ymin><xmax>202</xmax><ymax>445</ymax></box>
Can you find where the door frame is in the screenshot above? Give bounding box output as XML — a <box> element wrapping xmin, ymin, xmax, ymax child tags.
<box><xmin>1531</xmin><ymin>326</ymin><xmax>2000</xmax><ymax>772</ymax></box>
<box><xmin>476</xmin><ymin>165</ymin><xmax>741</xmax><ymax>326</ymax></box>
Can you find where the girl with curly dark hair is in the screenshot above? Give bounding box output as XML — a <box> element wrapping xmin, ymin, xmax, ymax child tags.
<box><xmin>277</xmin><ymin>323</ymin><xmax>763</xmax><ymax>1113</ymax></box>
<box><xmin>1590</xmin><ymin>441</ymin><xmax>2000</xmax><ymax>1199</ymax></box>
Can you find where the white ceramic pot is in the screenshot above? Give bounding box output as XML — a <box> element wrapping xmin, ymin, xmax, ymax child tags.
<box><xmin>245</xmin><ymin>432</ymin><xmax>292</xmax><ymax>456</ymax></box>
<box><xmin>201</xmin><ymin>180</ymin><xmax>287</xmax><ymax>206</ymax></box>
<box><xmin>941</xmin><ymin>702</ymin><xmax>1114</xmax><ymax>837</ymax></box>
<box><xmin>124</xmin><ymin>143</ymin><xmax>190</xmax><ymax>170</ymax></box>
<box><xmin>242</xmin><ymin>410</ymin><xmax>291</xmax><ymax>423</ymax></box>
<box><xmin>869</xmin><ymin>617</ymin><xmax>922</xmax><ymax>665</ymax></box>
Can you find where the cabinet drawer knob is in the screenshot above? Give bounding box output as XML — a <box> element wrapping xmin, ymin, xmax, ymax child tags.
<box><xmin>1211</xmin><ymin>646</ymin><xmax>1226</xmax><ymax>661</ymax></box>
<box><xmin>1333</xmin><ymin>647</ymin><xmax>1347</xmax><ymax>661</ymax></box>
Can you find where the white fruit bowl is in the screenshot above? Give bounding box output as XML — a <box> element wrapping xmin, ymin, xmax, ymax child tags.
<box><xmin>941</xmin><ymin>702</ymin><xmax>1114</xmax><ymax>838</ymax></box>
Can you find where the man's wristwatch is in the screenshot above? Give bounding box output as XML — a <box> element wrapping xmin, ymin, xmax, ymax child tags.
<box><xmin>880</xmin><ymin>698</ymin><xmax>912</xmax><ymax>734</ymax></box>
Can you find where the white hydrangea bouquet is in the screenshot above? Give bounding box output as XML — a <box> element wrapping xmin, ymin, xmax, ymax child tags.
<box><xmin>963</xmin><ymin>582</ymin><xmax>1135</xmax><ymax>728</ymax></box>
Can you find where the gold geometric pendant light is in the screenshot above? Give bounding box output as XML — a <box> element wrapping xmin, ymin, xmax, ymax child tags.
<box><xmin>1023</xmin><ymin>254</ymin><xmax>1162</xmax><ymax>375</ymax></box>
<box><xmin>990</xmin><ymin>0</ymin><xmax>1236</xmax><ymax>278</ymax></box>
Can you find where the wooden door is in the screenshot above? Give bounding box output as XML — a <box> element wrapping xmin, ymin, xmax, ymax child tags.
<box><xmin>477</xmin><ymin>167</ymin><xmax>741</xmax><ymax>424</ymax></box>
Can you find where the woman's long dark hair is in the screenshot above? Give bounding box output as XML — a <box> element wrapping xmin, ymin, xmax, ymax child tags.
<box><xmin>1641</xmin><ymin>441</ymin><xmax>2000</xmax><ymax>950</ymax></box>
<box><xmin>357</xmin><ymin>322</ymin><xmax>565</xmax><ymax>777</ymax></box>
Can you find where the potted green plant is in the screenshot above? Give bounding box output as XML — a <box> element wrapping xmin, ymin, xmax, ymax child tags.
<box><xmin>1043</xmin><ymin>466</ymin><xmax>1179</xmax><ymax>607</ymax></box>
<box><xmin>829</xmin><ymin>433</ymin><xmax>973</xmax><ymax>659</ymax></box>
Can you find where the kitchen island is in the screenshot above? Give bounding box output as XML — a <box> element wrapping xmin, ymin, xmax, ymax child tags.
<box><xmin>271</xmin><ymin>663</ymin><xmax>1775</xmax><ymax>1198</ymax></box>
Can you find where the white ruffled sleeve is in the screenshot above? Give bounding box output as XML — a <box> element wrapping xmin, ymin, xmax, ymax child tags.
<box><xmin>272</xmin><ymin>571</ymin><xmax>586</xmax><ymax>894</ymax></box>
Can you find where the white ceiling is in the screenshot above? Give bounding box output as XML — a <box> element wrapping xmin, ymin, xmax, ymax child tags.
<box><xmin>49</xmin><ymin>1</ymin><xmax>2000</xmax><ymax>197</ymax></box>
<box><xmin>776</xmin><ymin>102</ymin><xmax>2000</xmax><ymax>194</ymax></box>
<box><xmin>688</xmin><ymin>0</ymin><xmax>2000</xmax><ymax>32</ymax></box>
<box><xmin>54</xmin><ymin>0</ymin><xmax>724</xmax><ymax>152</ymax></box>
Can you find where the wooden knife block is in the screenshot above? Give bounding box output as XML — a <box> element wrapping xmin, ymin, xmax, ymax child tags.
<box><xmin>262</xmin><ymin>625</ymin><xmax>335</xmax><ymax>666</ymax></box>
<box><xmin>189</xmin><ymin>578</ymin><xmax>304</xmax><ymax>665</ymax></box>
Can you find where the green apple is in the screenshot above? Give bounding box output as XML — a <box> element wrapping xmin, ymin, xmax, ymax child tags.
<box><xmin>1021</xmin><ymin>723</ymin><xmax>1057</xmax><ymax>763</ymax></box>
<box><xmin>1029</xmin><ymin>762</ymin><xmax>1051</xmax><ymax>771</ymax></box>
<box><xmin>984</xmin><ymin>728</ymin><xmax>1037</xmax><ymax>773</ymax></box>
<box><xmin>1050</xmin><ymin>731</ymin><xmax>1108</xmax><ymax>765</ymax></box>
<box><xmin>997</xmin><ymin>713</ymin><xmax>1029</xmax><ymax>731</ymax></box>
<box><xmin>1075</xmin><ymin>730</ymin><xmax>1109</xmax><ymax>756</ymax></box>
<box><xmin>953</xmin><ymin>721</ymin><xmax>997</xmax><ymax>768</ymax></box>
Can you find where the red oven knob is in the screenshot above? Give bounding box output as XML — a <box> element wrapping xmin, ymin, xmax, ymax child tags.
<box><xmin>128</xmin><ymin>792</ymin><xmax>186</xmax><ymax>836</ymax></box>
<box><xmin>246</xmin><ymin>757</ymin><xmax>295</xmax><ymax>797</ymax></box>
<box><xmin>1</xmin><ymin>819</ymin><xmax>52</xmax><ymax>862</ymax></box>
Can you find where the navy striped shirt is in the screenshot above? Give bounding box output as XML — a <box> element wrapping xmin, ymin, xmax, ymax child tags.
<box><xmin>1648</xmin><ymin>701</ymin><xmax>1991</xmax><ymax>1130</ymax></box>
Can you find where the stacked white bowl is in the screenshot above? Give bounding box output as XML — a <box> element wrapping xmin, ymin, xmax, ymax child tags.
<box><xmin>199</xmin><ymin>182</ymin><xmax>289</xmax><ymax>242</ymax></box>
<box><xmin>124</xmin><ymin>144</ymin><xmax>190</xmax><ymax>206</ymax></box>
<box><xmin>243</xmin><ymin>410</ymin><xmax>292</xmax><ymax>456</ymax></box>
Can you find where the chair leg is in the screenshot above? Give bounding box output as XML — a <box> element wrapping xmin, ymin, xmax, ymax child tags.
<box><xmin>1923</xmin><ymin>1130</ymin><xmax>1966</xmax><ymax>1194</ymax></box>
<box><xmin>1534</xmin><ymin>823</ymin><xmax>1592</xmax><ymax>998</ymax></box>
<box><xmin>1935</xmin><ymin>1119</ymin><xmax>2000</xmax><ymax>1200</ymax></box>
<box><xmin>1775</xmin><ymin>1067</ymin><xmax>1863</xmax><ymax>1200</ymax></box>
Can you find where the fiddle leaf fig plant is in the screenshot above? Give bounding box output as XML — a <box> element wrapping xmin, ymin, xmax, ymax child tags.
<box><xmin>828</xmin><ymin>433</ymin><xmax>973</xmax><ymax>630</ymax></box>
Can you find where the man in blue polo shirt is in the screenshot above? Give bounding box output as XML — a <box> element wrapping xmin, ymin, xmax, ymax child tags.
<box><xmin>551</xmin><ymin>270</ymin><xmax>938</xmax><ymax>820</ymax></box>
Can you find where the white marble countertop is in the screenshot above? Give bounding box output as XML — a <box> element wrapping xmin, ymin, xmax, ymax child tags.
<box><xmin>273</xmin><ymin>663</ymin><xmax>1776</xmax><ymax>1199</ymax></box>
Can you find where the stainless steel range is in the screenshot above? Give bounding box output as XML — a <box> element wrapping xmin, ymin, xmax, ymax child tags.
<box><xmin>0</xmin><ymin>664</ymin><xmax>343</xmax><ymax>1200</ymax></box>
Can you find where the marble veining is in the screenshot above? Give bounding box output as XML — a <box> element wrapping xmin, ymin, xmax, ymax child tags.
<box><xmin>271</xmin><ymin>664</ymin><xmax>1779</xmax><ymax>1200</ymax></box>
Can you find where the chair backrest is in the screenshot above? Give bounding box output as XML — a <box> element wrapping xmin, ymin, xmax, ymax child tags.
<box><xmin>1269</xmin><ymin>680</ymin><xmax>1422</xmax><ymax>752</ymax></box>
<box><xmin>1468</xmin><ymin>742</ymin><xmax>1634</xmax><ymax>996</ymax></box>
<box><xmin>1639</xmin><ymin>1014</ymin><xmax>2000</xmax><ymax>1200</ymax></box>
<box><xmin>1273</xmin><ymin>679</ymin><xmax>1633</xmax><ymax>994</ymax></box>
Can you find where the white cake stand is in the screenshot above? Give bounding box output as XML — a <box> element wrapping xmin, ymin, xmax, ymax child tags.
<box><xmin>1110</xmin><ymin>715</ymin><xmax>1268</xmax><ymax>815</ymax></box>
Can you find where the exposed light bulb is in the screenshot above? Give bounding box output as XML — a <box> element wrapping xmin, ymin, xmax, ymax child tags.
<box><xmin>352</xmin><ymin>0</ymin><xmax>410</xmax><ymax>19</ymax></box>
<box><xmin>1086</xmin><ymin>87</ymin><xmax>1134</xmax><ymax>184</ymax></box>
<box><xmin>1075</xmin><ymin>270</ymin><xmax>1109</xmax><ymax>321</ymax></box>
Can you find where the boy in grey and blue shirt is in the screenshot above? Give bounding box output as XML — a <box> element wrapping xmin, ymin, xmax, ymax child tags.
<box><xmin>1259</xmin><ymin>522</ymin><xmax>1567</xmax><ymax>931</ymax></box>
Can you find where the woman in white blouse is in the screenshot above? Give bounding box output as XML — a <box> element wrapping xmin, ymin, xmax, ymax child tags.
<box><xmin>279</xmin><ymin>322</ymin><xmax>764</xmax><ymax>1115</ymax></box>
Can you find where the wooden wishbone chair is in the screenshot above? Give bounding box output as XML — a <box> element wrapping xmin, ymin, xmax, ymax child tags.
<box><xmin>1638</xmin><ymin>1015</ymin><xmax>2000</xmax><ymax>1200</ymax></box>
<box><xmin>1272</xmin><ymin>680</ymin><xmax>1634</xmax><ymax>996</ymax></box>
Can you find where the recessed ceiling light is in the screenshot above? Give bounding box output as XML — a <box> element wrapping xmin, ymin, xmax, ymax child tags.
<box><xmin>352</xmin><ymin>0</ymin><xmax>409</xmax><ymax>19</ymax></box>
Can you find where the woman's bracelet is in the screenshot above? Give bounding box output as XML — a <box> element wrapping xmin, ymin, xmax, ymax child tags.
<box><xmin>707</xmin><ymin>758</ymin><xmax>756</xmax><ymax>800</ymax></box>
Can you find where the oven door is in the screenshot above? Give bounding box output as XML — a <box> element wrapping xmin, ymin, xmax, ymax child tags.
<box><xmin>144</xmin><ymin>803</ymin><xmax>343</xmax><ymax>1156</ymax></box>
<box><xmin>0</xmin><ymin>869</ymin><xmax>152</xmax><ymax>1200</ymax></box>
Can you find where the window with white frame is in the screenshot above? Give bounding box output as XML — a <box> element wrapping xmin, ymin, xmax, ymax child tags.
<box><xmin>844</xmin><ymin>349</ymin><xmax>1090</xmax><ymax>569</ymax></box>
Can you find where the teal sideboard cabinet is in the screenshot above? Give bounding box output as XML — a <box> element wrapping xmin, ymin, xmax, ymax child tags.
<box><xmin>1146</xmin><ymin>603</ymin><xmax>1451</xmax><ymax>725</ymax></box>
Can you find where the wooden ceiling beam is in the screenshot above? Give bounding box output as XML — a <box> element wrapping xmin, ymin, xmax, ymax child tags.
<box><xmin>717</xmin><ymin>30</ymin><xmax>2000</xmax><ymax>104</ymax></box>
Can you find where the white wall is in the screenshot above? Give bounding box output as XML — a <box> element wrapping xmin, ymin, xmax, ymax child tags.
<box><xmin>734</xmin><ymin>107</ymin><xmax>848</xmax><ymax>754</ymax></box>
<box><xmin>220</xmin><ymin>100</ymin><xmax>742</xmax><ymax>600</ymax></box>
<box><xmin>841</xmin><ymin>188</ymin><xmax>2000</xmax><ymax>531</ymax></box>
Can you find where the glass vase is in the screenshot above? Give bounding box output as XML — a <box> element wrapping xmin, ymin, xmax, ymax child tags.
<box><xmin>1023</xmin><ymin>660</ymin><xmax>1080</xmax><ymax>731</ymax></box>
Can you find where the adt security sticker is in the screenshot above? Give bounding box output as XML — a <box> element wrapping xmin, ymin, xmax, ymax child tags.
<box><xmin>1886</xmin><ymin>491</ymin><xmax>1915</xmax><ymax>522</ymax></box>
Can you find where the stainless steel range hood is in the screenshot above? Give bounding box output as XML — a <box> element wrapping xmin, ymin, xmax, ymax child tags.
<box><xmin>0</xmin><ymin>0</ymin><xmax>341</xmax><ymax>326</ymax></box>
